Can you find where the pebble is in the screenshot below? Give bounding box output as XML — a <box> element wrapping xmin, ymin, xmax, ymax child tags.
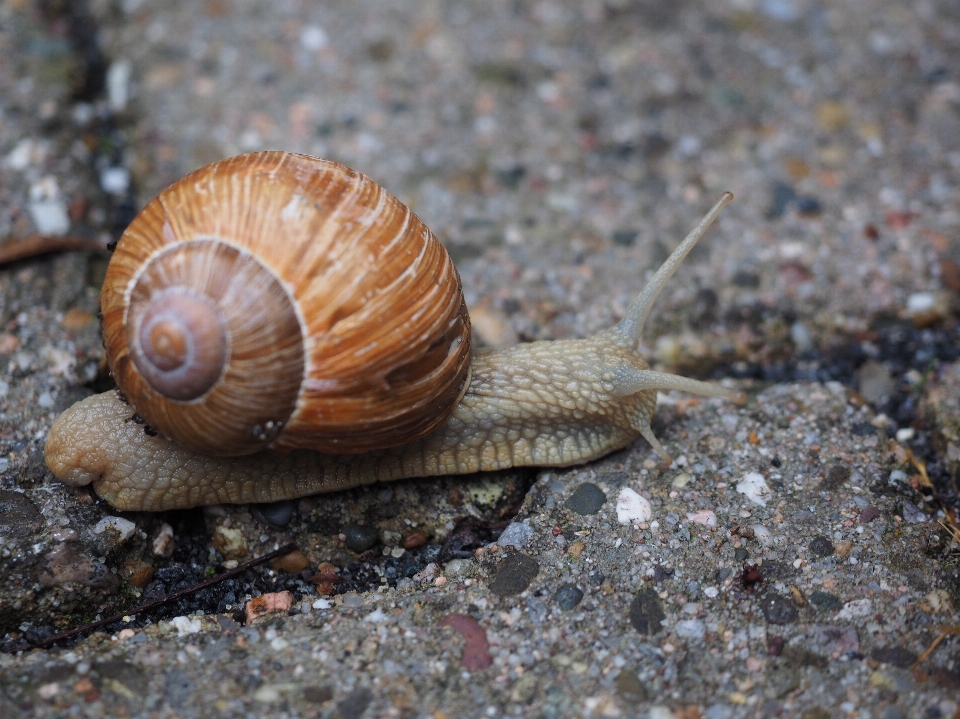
<box><xmin>809</xmin><ymin>591</ymin><xmax>843</xmax><ymax>612</ymax></box>
<box><xmin>614</xmin><ymin>670</ymin><xmax>649</xmax><ymax>704</ymax></box>
<box><xmin>497</xmin><ymin>521</ymin><xmax>534</xmax><ymax>549</ymax></box>
<box><xmin>152</xmin><ymin>522</ymin><xmax>175</xmax><ymax>558</ymax></box>
<box><xmin>213</xmin><ymin>525</ymin><xmax>247</xmax><ymax>559</ymax></box>
<box><xmin>245</xmin><ymin>591</ymin><xmax>294</xmax><ymax>624</ymax></box>
<box><xmin>870</xmin><ymin>646</ymin><xmax>918</xmax><ymax>668</ymax></box>
<box><xmin>759</xmin><ymin>592</ymin><xmax>798</xmax><ymax>624</ymax></box>
<box><xmin>438</xmin><ymin>614</ymin><xmax>492</xmax><ymax>671</ymax></box>
<box><xmin>808</xmin><ymin>535</ymin><xmax>834</xmax><ymax>557</ymax></box>
<box><xmin>834</xmin><ymin>539</ymin><xmax>854</xmax><ymax>557</ymax></box>
<box><xmin>749</xmin><ymin>524</ymin><xmax>773</xmax><ymax>547</ymax></box>
<box><xmin>901</xmin><ymin>501</ymin><xmax>927</xmax><ymax>523</ymax></box>
<box><xmin>100</xmin><ymin>166</ymin><xmax>131</xmax><ymax>195</ymax></box>
<box><xmin>170</xmin><ymin>616</ymin><xmax>202</xmax><ymax>636</ymax></box>
<box><xmin>675</xmin><ymin>619</ymin><xmax>706</xmax><ymax>639</ymax></box>
<box><xmin>270</xmin><ymin>549</ymin><xmax>311</xmax><ymax>574</ymax></box>
<box><xmin>250</xmin><ymin>499</ymin><xmax>296</xmax><ymax>528</ymax></box>
<box><xmin>687</xmin><ymin>509</ymin><xmax>717</xmax><ymax>527</ymax></box>
<box><xmin>836</xmin><ymin>598</ymin><xmax>873</xmax><ymax>620</ymax></box>
<box><xmin>553</xmin><ymin>583</ymin><xmax>584</xmax><ymax>611</ymax></box>
<box><xmin>736</xmin><ymin>472</ymin><xmax>772</xmax><ymax>506</ymax></box>
<box><xmin>856</xmin><ymin>360</ymin><xmax>895</xmax><ymax>405</ymax></box>
<box><xmin>342</xmin><ymin>523</ymin><xmax>379</xmax><ymax>552</ymax></box>
<box><xmin>403</xmin><ymin>530</ymin><xmax>427</xmax><ymax>549</ymax></box>
<box><xmin>859</xmin><ymin>507</ymin><xmax>881</xmax><ymax>523</ymax></box>
<box><xmin>616</xmin><ymin>488</ymin><xmax>652</xmax><ymax>524</ymax></box>
<box><xmin>335</xmin><ymin>687</ymin><xmax>374</xmax><ymax>719</ymax></box>
<box><xmin>629</xmin><ymin>588</ymin><xmax>665</xmax><ymax>635</ymax></box>
<box><xmin>28</xmin><ymin>177</ymin><xmax>70</xmax><ymax>235</ymax></box>
<box><xmin>566</xmin><ymin>483</ymin><xmax>606</xmax><ymax>515</ymax></box>
<box><xmin>93</xmin><ymin>516</ymin><xmax>137</xmax><ymax>545</ymax></box>
<box><xmin>488</xmin><ymin>553</ymin><xmax>539</xmax><ymax>596</ymax></box>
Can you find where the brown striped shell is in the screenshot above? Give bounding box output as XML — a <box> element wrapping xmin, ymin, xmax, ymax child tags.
<box><xmin>101</xmin><ymin>151</ymin><xmax>472</xmax><ymax>456</ymax></box>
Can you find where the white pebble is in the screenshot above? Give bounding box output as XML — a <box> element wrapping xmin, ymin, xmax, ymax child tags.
<box><xmin>38</xmin><ymin>391</ymin><xmax>54</xmax><ymax>408</ymax></box>
<box><xmin>364</xmin><ymin>608</ymin><xmax>388</xmax><ymax>624</ymax></box>
<box><xmin>703</xmin><ymin>586</ymin><xmax>719</xmax><ymax>598</ymax></box>
<box><xmin>93</xmin><ymin>516</ymin><xmax>137</xmax><ymax>543</ymax></box>
<box><xmin>836</xmin><ymin>598</ymin><xmax>872</xmax><ymax>620</ymax></box>
<box><xmin>498</xmin><ymin>521</ymin><xmax>533</xmax><ymax>549</ymax></box>
<box><xmin>616</xmin><ymin>488</ymin><xmax>651</xmax><ymax>524</ymax></box>
<box><xmin>906</xmin><ymin>292</ymin><xmax>934</xmax><ymax>313</ymax></box>
<box><xmin>28</xmin><ymin>177</ymin><xmax>69</xmax><ymax>235</ymax></box>
<box><xmin>170</xmin><ymin>616</ymin><xmax>202</xmax><ymax>636</ymax></box>
<box><xmin>300</xmin><ymin>25</ymin><xmax>328</xmax><ymax>51</ymax></box>
<box><xmin>6</xmin><ymin>139</ymin><xmax>35</xmax><ymax>170</ymax></box>
<box><xmin>312</xmin><ymin>598</ymin><xmax>332</xmax><ymax>610</ymax></box>
<box><xmin>749</xmin><ymin>524</ymin><xmax>773</xmax><ymax>547</ymax></box>
<box><xmin>686</xmin><ymin>510</ymin><xmax>717</xmax><ymax>527</ymax></box>
<box><xmin>101</xmin><ymin>166</ymin><xmax>131</xmax><ymax>195</ymax></box>
<box><xmin>895</xmin><ymin>427</ymin><xmax>915</xmax><ymax>442</ymax></box>
<box><xmin>736</xmin><ymin>472</ymin><xmax>772</xmax><ymax>506</ymax></box>
<box><xmin>106</xmin><ymin>60</ymin><xmax>132</xmax><ymax>112</ymax></box>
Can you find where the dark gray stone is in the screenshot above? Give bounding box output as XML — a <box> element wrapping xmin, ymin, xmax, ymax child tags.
<box><xmin>342</xmin><ymin>523</ymin><xmax>379</xmax><ymax>553</ymax></box>
<box><xmin>614</xmin><ymin>669</ymin><xmax>649</xmax><ymax>704</ymax></box>
<box><xmin>629</xmin><ymin>588</ymin><xmax>665</xmax><ymax>635</ymax></box>
<box><xmin>566</xmin><ymin>483</ymin><xmax>606</xmax><ymax>515</ymax></box>
<box><xmin>809</xmin><ymin>590</ymin><xmax>843</xmax><ymax>612</ymax></box>
<box><xmin>808</xmin><ymin>535</ymin><xmax>834</xmax><ymax>557</ymax></box>
<box><xmin>489</xmin><ymin>553</ymin><xmax>539</xmax><ymax>596</ymax></box>
<box><xmin>871</xmin><ymin>646</ymin><xmax>918</xmax><ymax>668</ymax></box>
<box><xmin>552</xmin><ymin>583</ymin><xmax>584</xmax><ymax>611</ymax></box>
<box><xmin>335</xmin><ymin>686</ymin><xmax>373</xmax><ymax>719</ymax></box>
<box><xmin>760</xmin><ymin>592</ymin><xmax>798</xmax><ymax>624</ymax></box>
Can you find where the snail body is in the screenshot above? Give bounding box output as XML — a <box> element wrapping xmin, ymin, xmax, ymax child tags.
<box><xmin>45</xmin><ymin>152</ymin><xmax>743</xmax><ymax>511</ymax></box>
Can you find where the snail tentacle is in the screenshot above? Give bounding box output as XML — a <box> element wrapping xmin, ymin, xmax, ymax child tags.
<box><xmin>613</xmin><ymin>192</ymin><xmax>733</xmax><ymax>348</ymax></box>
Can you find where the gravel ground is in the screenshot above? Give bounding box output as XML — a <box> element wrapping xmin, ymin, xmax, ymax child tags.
<box><xmin>1</xmin><ymin>0</ymin><xmax>959</xmax><ymax>717</ymax></box>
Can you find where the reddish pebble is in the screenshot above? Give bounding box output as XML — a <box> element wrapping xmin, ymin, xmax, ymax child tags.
<box><xmin>768</xmin><ymin>636</ymin><xmax>785</xmax><ymax>656</ymax></box>
<box><xmin>438</xmin><ymin>613</ymin><xmax>493</xmax><ymax>671</ymax></box>
<box><xmin>885</xmin><ymin>210</ymin><xmax>913</xmax><ymax>229</ymax></box>
<box><xmin>551</xmin><ymin>526</ymin><xmax>562</xmax><ymax>537</ymax></box>
<box><xmin>245</xmin><ymin>590</ymin><xmax>294</xmax><ymax>624</ymax></box>
<box><xmin>404</xmin><ymin>530</ymin><xmax>427</xmax><ymax>549</ymax></box>
<box><xmin>859</xmin><ymin>507</ymin><xmax>881</xmax><ymax>524</ymax></box>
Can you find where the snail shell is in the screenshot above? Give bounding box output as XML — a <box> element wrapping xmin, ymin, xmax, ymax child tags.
<box><xmin>101</xmin><ymin>152</ymin><xmax>471</xmax><ymax>456</ymax></box>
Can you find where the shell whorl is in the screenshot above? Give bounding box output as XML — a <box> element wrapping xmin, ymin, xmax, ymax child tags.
<box><xmin>101</xmin><ymin>152</ymin><xmax>472</xmax><ymax>456</ymax></box>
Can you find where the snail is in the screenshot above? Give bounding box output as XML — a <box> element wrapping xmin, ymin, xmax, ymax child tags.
<box><xmin>44</xmin><ymin>151</ymin><xmax>744</xmax><ymax>511</ymax></box>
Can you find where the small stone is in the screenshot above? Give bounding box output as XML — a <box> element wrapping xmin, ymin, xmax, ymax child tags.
<box><xmin>614</xmin><ymin>670</ymin><xmax>649</xmax><ymax>704</ymax></box>
<box><xmin>250</xmin><ymin>500</ymin><xmax>296</xmax><ymax>528</ymax></box>
<box><xmin>675</xmin><ymin>619</ymin><xmax>706</xmax><ymax>638</ymax></box>
<box><xmin>836</xmin><ymin>598</ymin><xmax>873</xmax><ymax>620</ymax></box>
<box><xmin>342</xmin><ymin>523</ymin><xmax>379</xmax><ymax>552</ymax></box>
<box><xmin>736</xmin><ymin>472</ymin><xmax>772</xmax><ymax>506</ymax></box>
<box><xmin>509</xmin><ymin>673</ymin><xmax>539</xmax><ymax>704</ymax></box>
<box><xmin>808</xmin><ymin>536</ymin><xmax>834</xmax><ymax>557</ymax></box>
<box><xmin>124</xmin><ymin>563</ymin><xmax>155</xmax><ymax>588</ymax></box>
<box><xmin>403</xmin><ymin>530</ymin><xmax>427</xmax><ymax>549</ymax></box>
<box><xmin>152</xmin><ymin>522</ymin><xmax>176</xmax><ymax>558</ymax></box>
<box><xmin>488</xmin><ymin>553</ymin><xmax>539</xmax><ymax>596</ymax></box>
<box><xmin>920</xmin><ymin>589</ymin><xmax>953</xmax><ymax>614</ymax></box>
<box><xmin>438</xmin><ymin>613</ymin><xmax>493</xmax><ymax>671</ymax></box>
<box><xmin>834</xmin><ymin>539</ymin><xmax>854</xmax><ymax>557</ymax></box>
<box><xmin>553</xmin><ymin>583</ymin><xmax>584</xmax><ymax>611</ymax></box>
<box><xmin>901</xmin><ymin>501</ymin><xmax>927</xmax><ymax>523</ymax></box>
<box><xmin>270</xmin><ymin>549</ymin><xmax>310</xmax><ymax>574</ymax></box>
<box><xmin>760</xmin><ymin>592</ymin><xmax>798</xmax><ymax>624</ymax></box>
<box><xmin>335</xmin><ymin>687</ymin><xmax>373</xmax><ymax>719</ymax></box>
<box><xmin>303</xmin><ymin>685</ymin><xmax>334</xmax><ymax>703</ymax></box>
<box><xmin>170</xmin><ymin>616</ymin><xmax>202</xmax><ymax>636</ymax></box>
<box><xmin>213</xmin><ymin>525</ymin><xmax>247</xmax><ymax>559</ymax></box>
<box><xmin>616</xmin><ymin>488</ymin><xmax>652</xmax><ymax>523</ymax></box>
<box><xmin>567</xmin><ymin>540</ymin><xmax>586</xmax><ymax>558</ymax></box>
<box><xmin>809</xmin><ymin>590</ymin><xmax>843</xmax><ymax>612</ymax></box>
<box><xmin>687</xmin><ymin>509</ymin><xmax>717</xmax><ymax>527</ymax></box>
<box><xmin>498</xmin><ymin>522</ymin><xmax>534</xmax><ymax>549</ymax></box>
<box><xmin>93</xmin><ymin>516</ymin><xmax>137</xmax><ymax>545</ymax></box>
<box><xmin>566</xmin><ymin>483</ymin><xmax>606</xmax><ymax>515</ymax></box>
<box><xmin>859</xmin><ymin>507</ymin><xmax>881</xmax><ymax>523</ymax></box>
<box><xmin>245</xmin><ymin>591</ymin><xmax>294</xmax><ymax>624</ymax></box>
<box><xmin>870</xmin><ymin>646</ymin><xmax>918</xmax><ymax>668</ymax></box>
<box><xmin>629</xmin><ymin>588</ymin><xmax>665</xmax><ymax>635</ymax></box>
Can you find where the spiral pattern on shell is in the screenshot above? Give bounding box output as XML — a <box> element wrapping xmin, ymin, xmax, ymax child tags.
<box><xmin>101</xmin><ymin>152</ymin><xmax>471</xmax><ymax>456</ymax></box>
